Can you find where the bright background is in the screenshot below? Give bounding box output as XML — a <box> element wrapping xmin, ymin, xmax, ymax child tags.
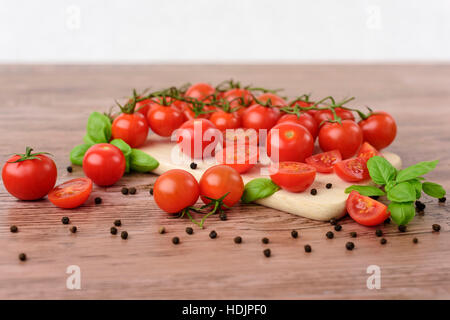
<box><xmin>1</xmin><ymin>0</ymin><xmax>449</xmax><ymax>63</ymax></box>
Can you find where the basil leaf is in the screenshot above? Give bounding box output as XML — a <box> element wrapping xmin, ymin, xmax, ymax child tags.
<box><xmin>85</xmin><ymin>112</ymin><xmax>112</xmax><ymax>144</ymax></box>
<box><xmin>367</xmin><ymin>156</ymin><xmax>396</xmax><ymax>185</ymax></box>
<box><xmin>241</xmin><ymin>178</ymin><xmax>280</xmax><ymax>204</ymax></box>
<box><xmin>396</xmin><ymin>160</ymin><xmax>439</xmax><ymax>183</ymax></box>
<box><xmin>130</xmin><ymin>149</ymin><xmax>159</xmax><ymax>172</ymax></box>
<box><xmin>345</xmin><ymin>185</ymin><xmax>386</xmax><ymax>196</ymax></box>
<box><xmin>388</xmin><ymin>202</ymin><xmax>415</xmax><ymax>225</ymax></box>
<box><xmin>422</xmin><ymin>182</ymin><xmax>446</xmax><ymax>199</ymax></box>
<box><xmin>387</xmin><ymin>182</ymin><xmax>416</xmax><ymax>202</ymax></box>
<box><xmin>110</xmin><ymin>139</ymin><xmax>132</xmax><ymax>173</ymax></box>
<box><xmin>70</xmin><ymin>143</ymin><xmax>92</xmax><ymax>166</ymax></box>
<box><xmin>385</xmin><ymin>180</ymin><xmax>396</xmax><ymax>193</ymax></box>
<box><xmin>407</xmin><ymin>178</ymin><xmax>423</xmax><ymax>199</ymax></box>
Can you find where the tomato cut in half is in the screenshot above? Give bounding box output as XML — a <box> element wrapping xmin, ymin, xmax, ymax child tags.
<box><xmin>346</xmin><ymin>191</ymin><xmax>390</xmax><ymax>226</ymax></box>
<box><xmin>357</xmin><ymin>142</ymin><xmax>381</xmax><ymax>163</ymax></box>
<box><xmin>305</xmin><ymin>150</ymin><xmax>342</xmax><ymax>173</ymax></box>
<box><xmin>48</xmin><ymin>178</ymin><xmax>93</xmax><ymax>209</ymax></box>
<box><xmin>269</xmin><ymin>162</ymin><xmax>316</xmax><ymax>193</ymax></box>
<box><xmin>215</xmin><ymin>144</ymin><xmax>258</xmax><ymax>174</ymax></box>
<box><xmin>334</xmin><ymin>157</ymin><xmax>370</xmax><ymax>182</ymax></box>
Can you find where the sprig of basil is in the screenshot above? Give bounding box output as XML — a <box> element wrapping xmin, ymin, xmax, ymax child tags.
<box><xmin>110</xmin><ymin>139</ymin><xmax>132</xmax><ymax>173</ymax></box>
<box><xmin>241</xmin><ymin>178</ymin><xmax>280</xmax><ymax>204</ymax></box>
<box><xmin>388</xmin><ymin>202</ymin><xmax>415</xmax><ymax>225</ymax></box>
<box><xmin>130</xmin><ymin>149</ymin><xmax>159</xmax><ymax>172</ymax></box>
<box><xmin>422</xmin><ymin>182</ymin><xmax>446</xmax><ymax>198</ymax></box>
<box><xmin>367</xmin><ymin>156</ymin><xmax>396</xmax><ymax>185</ymax></box>
<box><xmin>70</xmin><ymin>143</ymin><xmax>92</xmax><ymax>165</ymax></box>
<box><xmin>345</xmin><ymin>185</ymin><xmax>386</xmax><ymax>197</ymax></box>
<box><xmin>396</xmin><ymin>160</ymin><xmax>439</xmax><ymax>183</ymax></box>
<box><xmin>387</xmin><ymin>182</ymin><xmax>416</xmax><ymax>203</ymax></box>
<box><xmin>84</xmin><ymin>112</ymin><xmax>112</xmax><ymax>144</ymax></box>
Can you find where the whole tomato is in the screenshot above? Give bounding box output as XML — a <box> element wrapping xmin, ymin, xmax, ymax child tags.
<box><xmin>112</xmin><ymin>112</ymin><xmax>149</xmax><ymax>148</ymax></box>
<box><xmin>185</xmin><ymin>83</ymin><xmax>215</xmax><ymax>101</ymax></box>
<box><xmin>83</xmin><ymin>143</ymin><xmax>126</xmax><ymax>186</ymax></box>
<box><xmin>147</xmin><ymin>102</ymin><xmax>186</xmax><ymax>137</ymax></box>
<box><xmin>358</xmin><ymin>111</ymin><xmax>397</xmax><ymax>150</ymax></box>
<box><xmin>223</xmin><ymin>88</ymin><xmax>253</xmax><ymax>117</ymax></box>
<box><xmin>314</xmin><ymin>108</ymin><xmax>355</xmax><ymax>126</ymax></box>
<box><xmin>209</xmin><ymin>110</ymin><xmax>241</xmax><ymax>131</ymax></box>
<box><xmin>242</xmin><ymin>104</ymin><xmax>280</xmax><ymax>132</ymax></box>
<box><xmin>277</xmin><ymin>113</ymin><xmax>319</xmax><ymax>139</ymax></box>
<box><xmin>257</xmin><ymin>93</ymin><xmax>287</xmax><ymax>107</ymax></box>
<box><xmin>176</xmin><ymin>119</ymin><xmax>221</xmax><ymax>159</ymax></box>
<box><xmin>318</xmin><ymin>120</ymin><xmax>363</xmax><ymax>159</ymax></box>
<box><xmin>2</xmin><ymin>147</ymin><xmax>57</xmax><ymax>200</ymax></box>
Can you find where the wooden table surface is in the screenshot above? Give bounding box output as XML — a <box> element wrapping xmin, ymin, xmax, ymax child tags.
<box><xmin>0</xmin><ymin>65</ymin><xmax>449</xmax><ymax>300</ymax></box>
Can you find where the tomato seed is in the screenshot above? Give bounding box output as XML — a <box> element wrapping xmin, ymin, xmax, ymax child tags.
<box><xmin>121</xmin><ymin>187</ymin><xmax>129</xmax><ymax>195</ymax></box>
<box><xmin>263</xmin><ymin>249</ymin><xmax>271</xmax><ymax>257</ymax></box>
<box><xmin>110</xmin><ymin>227</ymin><xmax>117</xmax><ymax>235</ymax></box>
<box><xmin>66</xmin><ymin>166</ymin><xmax>73</xmax><ymax>173</ymax></box>
<box><xmin>94</xmin><ymin>197</ymin><xmax>102</xmax><ymax>205</ymax></box>
<box><xmin>158</xmin><ymin>226</ymin><xmax>166</xmax><ymax>234</ymax></box>
<box><xmin>190</xmin><ymin>162</ymin><xmax>197</xmax><ymax>169</ymax></box>
<box><xmin>70</xmin><ymin>226</ymin><xmax>77</xmax><ymax>233</ymax></box>
<box><xmin>334</xmin><ymin>225</ymin><xmax>342</xmax><ymax>232</ymax></box>
<box><xmin>304</xmin><ymin>244</ymin><xmax>312</xmax><ymax>253</ymax></box>
<box><xmin>380</xmin><ymin>238</ymin><xmax>387</xmax><ymax>245</ymax></box>
<box><xmin>432</xmin><ymin>224</ymin><xmax>441</xmax><ymax>232</ymax></box>
<box><xmin>326</xmin><ymin>231</ymin><xmax>334</xmax><ymax>239</ymax></box>
<box><xmin>326</xmin><ymin>183</ymin><xmax>332</xmax><ymax>189</ymax></box>
<box><xmin>114</xmin><ymin>220</ymin><xmax>121</xmax><ymax>227</ymax></box>
<box><xmin>234</xmin><ymin>236</ymin><xmax>242</xmax><ymax>244</ymax></box>
<box><xmin>291</xmin><ymin>230</ymin><xmax>298</xmax><ymax>238</ymax></box>
<box><xmin>19</xmin><ymin>253</ymin><xmax>27</xmax><ymax>261</ymax></box>
<box><xmin>413</xmin><ymin>237</ymin><xmax>418</xmax><ymax>243</ymax></box>
<box><xmin>186</xmin><ymin>227</ymin><xmax>194</xmax><ymax>235</ymax></box>
<box><xmin>172</xmin><ymin>236</ymin><xmax>180</xmax><ymax>244</ymax></box>
<box><xmin>10</xmin><ymin>225</ymin><xmax>18</xmax><ymax>233</ymax></box>
<box><xmin>121</xmin><ymin>231</ymin><xmax>128</xmax><ymax>239</ymax></box>
<box><xmin>61</xmin><ymin>217</ymin><xmax>70</xmax><ymax>225</ymax></box>
<box><xmin>398</xmin><ymin>225</ymin><xmax>407</xmax><ymax>232</ymax></box>
<box><xmin>129</xmin><ymin>187</ymin><xmax>136</xmax><ymax>195</ymax></box>
<box><xmin>310</xmin><ymin>189</ymin><xmax>317</xmax><ymax>195</ymax></box>
<box><xmin>209</xmin><ymin>231</ymin><xmax>217</xmax><ymax>239</ymax></box>
<box><xmin>345</xmin><ymin>242</ymin><xmax>355</xmax><ymax>250</ymax></box>
<box><xmin>262</xmin><ymin>237</ymin><xmax>269</xmax><ymax>244</ymax></box>
<box><xmin>350</xmin><ymin>232</ymin><xmax>357</xmax><ymax>238</ymax></box>
<box><xmin>375</xmin><ymin>229</ymin><xmax>383</xmax><ymax>237</ymax></box>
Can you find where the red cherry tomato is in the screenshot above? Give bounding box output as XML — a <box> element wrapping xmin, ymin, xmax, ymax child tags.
<box><xmin>135</xmin><ymin>98</ymin><xmax>157</xmax><ymax>118</ymax></box>
<box><xmin>2</xmin><ymin>148</ymin><xmax>57</xmax><ymax>200</ymax></box>
<box><xmin>269</xmin><ymin>162</ymin><xmax>316</xmax><ymax>193</ymax></box>
<box><xmin>185</xmin><ymin>83</ymin><xmax>215</xmax><ymax>101</ymax></box>
<box><xmin>223</xmin><ymin>128</ymin><xmax>259</xmax><ymax>148</ymax></box>
<box><xmin>112</xmin><ymin>113</ymin><xmax>149</xmax><ymax>148</ymax></box>
<box><xmin>199</xmin><ymin>165</ymin><xmax>244</xmax><ymax>208</ymax></box>
<box><xmin>223</xmin><ymin>88</ymin><xmax>253</xmax><ymax>117</ymax></box>
<box><xmin>48</xmin><ymin>178</ymin><xmax>93</xmax><ymax>209</ymax></box>
<box><xmin>209</xmin><ymin>110</ymin><xmax>241</xmax><ymax>131</ymax></box>
<box><xmin>257</xmin><ymin>93</ymin><xmax>287</xmax><ymax>107</ymax></box>
<box><xmin>277</xmin><ymin>113</ymin><xmax>319</xmax><ymax>139</ymax></box>
<box><xmin>267</xmin><ymin>123</ymin><xmax>314</xmax><ymax>163</ymax></box>
<box><xmin>83</xmin><ymin>144</ymin><xmax>126</xmax><ymax>186</ymax></box>
<box><xmin>153</xmin><ymin>169</ymin><xmax>200</xmax><ymax>214</ymax></box>
<box><xmin>182</xmin><ymin>104</ymin><xmax>217</xmax><ymax>120</ymax></box>
<box><xmin>176</xmin><ymin>119</ymin><xmax>221</xmax><ymax>159</ymax></box>
<box><xmin>290</xmin><ymin>100</ymin><xmax>317</xmax><ymax>117</ymax></box>
<box><xmin>334</xmin><ymin>157</ymin><xmax>369</xmax><ymax>182</ymax></box>
<box><xmin>346</xmin><ymin>191</ymin><xmax>390</xmax><ymax>226</ymax></box>
<box><xmin>215</xmin><ymin>144</ymin><xmax>258</xmax><ymax>174</ymax></box>
<box><xmin>242</xmin><ymin>104</ymin><xmax>280</xmax><ymax>132</ymax></box>
<box><xmin>305</xmin><ymin>150</ymin><xmax>342</xmax><ymax>173</ymax></box>
<box><xmin>314</xmin><ymin>108</ymin><xmax>355</xmax><ymax>126</ymax></box>
<box><xmin>147</xmin><ymin>103</ymin><xmax>186</xmax><ymax>137</ymax></box>
<box><xmin>358</xmin><ymin>112</ymin><xmax>397</xmax><ymax>150</ymax></box>
<box><xmin>318</xmin><ymin>120</ymin><xmax>363</xmax><ymax>159</ymax></box>
<box><xmin>358</xmin><ymin>142</ymin><xmax>381</xmax><ymax>163</ymax></box>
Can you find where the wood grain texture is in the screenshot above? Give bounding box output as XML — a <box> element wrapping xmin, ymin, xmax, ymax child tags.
<box><xmin>0</xmin><ymin>65</ymin><xmax>449</xmax><ymax>300</ymax></box>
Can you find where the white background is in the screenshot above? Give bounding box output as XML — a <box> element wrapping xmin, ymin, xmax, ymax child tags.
<box><xmin>1</xmin><ymin>0</ymin><xmax>449</xmax><ymax>63</ymax></box>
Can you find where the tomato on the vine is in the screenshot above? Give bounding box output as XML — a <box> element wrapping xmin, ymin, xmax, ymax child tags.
<box><xmin>185</xmin><ymin>83</ymin><xmax>215</xmax><ymax>101</ymax></box>
<box><xmin>318</xmin><ymin>120</ymin><xmax>363</xmax><ymax>159</ymax></box>
<box><xmin>135</xmin><ymin>98</ymin><xmax>157</xmax><ymax>118</ymax></box>
<box><xmin>223</xmin><ymin>128</ymin><xmax>259</xmax><ymax>148</ymax></box>
<box><xmin>215</xmin><ymin>144</ymin><xmax>258</xmax><ymax>174</ymax></box>
<box><xmin>314</xmin><ymin>108</ymin><xmax>355</xmax><ymax>126</ymax></box>
<box><xmin>2</xmin><ymin>147</ymin><xmax>57</xmax><ymax>200</ymax></box>
<box><xmin>334</xmin><ymin>157</ymin><xmax>369</xmax><ymax>182</ymax></box>
<box><xmin>48</xmin><ymin>178</ymin><xmax>92</xmax><ymax>209</ymax></box>
<box><xmin>176</xmin><ymin>119</ymin><xmax>221</xmax><ymax>159</ymax></box>
<box><xmin>257</xmin><ymin>93</ymin><xmax>287</xmax><ymax>107</ymax></box>
<box><xmin>222</xmin><ymin>88</ymin><xmax>253</xmax><ymax>117</ymax></box>
<box><xmin>112</xmin><ymin>112</ymin><xmax>149</xmax><ymax>148</ymax></box>
<box><xmin>267</xmin><ymin>122</ymin><xmax>314</xmax><ymax>162</ymax></box>
<box><xmin>357</xmin><ymin>142</ymin><xmax>380</xmax><ymax>163</ymax></box>
<box><xmin>269</xmin><ymin>162</ymin><xmax>316</xmax><ymax>193</ymax></box>
<box><xmin>147</xmin><ymin>101</ymin><xmax>186</xmax><ymax>137</ymax></box>
<box><xmin>277</xmin><ymin>113</ymin><xmax>319</xmax><ymax>139</ymax></box>
<box><xmin>154</xmin><ymin>169</ymin><xmax>200</xmax><ymax>214</ymax></box>
<box><xmin>358</xmin><ymin>111</ymin><xmax>397</xmax><ymax>150</ymax></box>
<box><xmin>305</xmin><ymin>150</ymin><xmax>342</xmax><ymax>173</ymax></box>
<box><xmin>83</xmin><ymin>144</ymin><xmax>126</xmax><ymax>186</ymax></box>
<box><xmin>242</xmin><ymin>104</ymin><xmax>280</xmax><ymax>132</ymax></box>
<box><xmin>346</xmin><ymin>191</ymin><xmax>390</xmax><ymax>226</ymax></box>
<box><xmin>209</xmin><ymin>110</ymin><xmax>241</xmax><ymax>131</ymax></box>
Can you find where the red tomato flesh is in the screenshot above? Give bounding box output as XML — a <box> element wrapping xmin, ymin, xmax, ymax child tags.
<box><xmin>358</xmin><ymin>142</ymin><xmax>381</xmax><ymax>163</ymax></box>
<box><xmin>48</xmin><ymin>178</ymin><xmax>93</xmax><ymax>209</ymax></box>
<box><xmin>269</xmin><ymin>162</ymin><xmax>316</xmax><ymax>193</ymax></box>
<box><xmin>334</xmin><ymin>157</ymin><xmax>370</xmax><ymax>182</ymax></box>
<box><xmin>346</xmin><ymin>191</ymin><xmax>390</xmax><ymax>226</ymax></box>
<box><xmin>305</xmin><ymin>150</ymin><xmax>342</xmax><ymax>173</ymax></box>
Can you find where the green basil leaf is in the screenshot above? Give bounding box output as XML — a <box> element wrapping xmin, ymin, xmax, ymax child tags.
<box><xmin>85</xmin><ymin>112</ymin><xmax>112</xmax><ymax>144</ymax></box>
<box><xmin>407</xmin><ymin>178</ymin><xmax>423</xmax><ymax>199</ymax></box>
<box><xmin>387</xmin><ymin>182</ymin><xmax>416</xmax><ymax>202</ymax></box>
<box><xmin>367</xmin><ymin>156</ymin><xmax>396</xmax><ymax>185</ymax></box>
<box><xmin>110</xmin><ymin>139</ymin><xmax>132</xmax><ymax>173</ymax></box>
<box><xmin>396</xmin><ymin>160</ymin><xmax>439</xmax><ymax>183</ymax></box>
<box><xmin>345</xmin><ymin>185</ymin><xmax>386</xmax><ymax>196</ymax></box>
<box><xmin>385</xmin><ymin>180</ymin><xmax>396</xmax><ymax>193</ymax></box>
<box><xmin>388</xmin><ymin>202</ymin><xmax>415</xmax><ymax>225</ymax></box>
<box><xmin>422</xmin><ymin>182</ymin><xmax>446</xmax><ymax>199</ymax></box>
<box><xmin>70</xmin><ymin>143</ymin><xmax>92</xmax><ymax>166</ymax></box>
<box><xmin>241</xmin><ymin>178</ymin><xmax>280</xmax><ymax>204</ymax></box>
<box><xmin>129</xmin><ymin>149</ymin><xmax>159</xmax><ymax>172</ymax></box>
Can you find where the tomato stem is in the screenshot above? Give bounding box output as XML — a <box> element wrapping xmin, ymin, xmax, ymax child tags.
<box><xmin>8</xmin><ymin>147</ymin><xmax>52</xmax><ymax>163</ymax></box>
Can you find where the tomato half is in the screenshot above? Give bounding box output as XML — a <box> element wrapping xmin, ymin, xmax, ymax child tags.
<box><xmin>48</xmin><ymin>178</ymin><xmax>93</xmax><ymax>209</ymax></box>
<box><xmin>215</xmin><ymin>144</ymin><xmax>258</xmax><ymax>174</ymax></box>
<box><xmin>334</xmin><ymin>157</ymin><xmax>369</xmax><ymax>182</ymax></box>
<box><xmin>318</xmin><ymin>120</ymin><xmax>363</xmax><ymax>159</ymax></box>
<box><xmin>242</xmin><ymin>104</ymin><xmax>280</xmax><ymax>132</ymax></box>
<box><xmin>358</xmin><ymin>111</ymin><xmax>397</xmax><ymax>150</ymax></box>
<box><xmin>269</xmin><ymin>162</ymin><xmax>316</xmax><ymax>193</ymax></box>
<box><xmin>176</xmin><ymin>119</ymin><xmax>221</xmax><ymax>159</ymax></box>
<box><xmin>305</xmin><ymin>150</ymin><xmax>342</xmax><ymax>173</ymax></box>
<box><xmin>83</xmin><ymin>144</ymin><xmax>126</xmax><ymax>186</ymax></box>
<box><xmin>112</xmin><ymin>113</ymin><xmax>149</xmax><ymax>148</ymax></box>
<box><xmin>346</xmin><ymin>191</ymin><xmax>390</xmax><ymax>226</ymax></box>
<box><xmin>357</xmin><ymin>142</ymin><xmax>381</xmax><ymax>163</ymax></box>
<box><xmin>277</xmin><ymin>113</ymin><xmax>319</xmax><ymax>139</ymax></box>
<box><xmin>147</xmin><ymin>103</ymin><xmax>186</xmax><ymax>137</ymax></box>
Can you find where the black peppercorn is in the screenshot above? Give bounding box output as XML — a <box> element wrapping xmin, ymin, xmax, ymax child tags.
<box><xmin>370</xmin><ymin>195</ymin><xmax>379</xmax><ymax>200</ymax></box>
<box><xmin>66</xmin><ymin>166</ymin><xmax>73</xmax><ymax>173</ymax></box>
<box><xmin>334</xmin><ymin>224</ymin><xmax>342</xmax><ymax>232</ymax></box>
<box><xmin>326</xmin><ymin>231</ymin><xmax>334</xmax><ymax>239</ymax></box>
<box><xmin>121</xmin><ymin>231</ymin><xmax>128</xmax><ymax>239</ymax></box>
<box><xmin>94</xmin><ymin>197</ymin><xmax>102</xmax><ymax>204</ymax></box>
<box><xmin>219</xmin><ymin>213</ymin><xmax>227</xmax><ymax>221</ymax></box>
<box><xmin>375</xmin><ymin>229</ymin><xmax>383</xmax><ymax>237</ymax></box>
<box><xmin>19</xmin><ymin>253</ymin><xmax>27</xmax><ymax>261</ymax></box>
<box><xmin>114</xmin><ymin>220</ymin><xmax>122</xmax><ymax>227</ymax></box>
<box><xmin>291</xmin><ymin>230</ymin><xmax>298</xmax><ymax>238</ymax></box>
<box><xmin>350</xmin><ymin>231</ymin><xmax>357</xmax><ymax>238</ymax></box>
<box><xmin>190</xmin><ymin>162</ymin><xmax>197</xmax><ymax>169</ymax></box>
<box><xmin>234</xmin><ymin>236</ymin><xmax>242</xmax><ymax>244</ymax></box>
<box><xmin>70</xmin><ymin>226</ymin><xmax>77</xmax><ymax>233</ymax></box>
<box><xmin>413</xmin><ymin>237</ymin><xmax>418</xmax><ymax>243</ymax></box>
<box><xmin>61</xmin><ymin>217</ymin><xmax>70</xmax><ymax>225</ymax></box>
<box><xmin>110</xmin><ymin>227</ymin><xmax>118</xmax><ymax>235</ymax></box>
<box><xmin>263</xmin><ymin>248</ymin><xmax>271</xmax><ymax>257</ymax></box>
<box><xmin>262</xmin><ymin>237</ymin><xmax>269</xmax><ymax>244</ymax></box>
<box><xmin>209</xmin><ymin>230</ymin><xmax>217</xmax><ymax>239</ymax></box>
<box><xmin>330</xmin><ymin>218</ymin><xmax>337</xmax><ymax>225</ymax></box>
<box><xmin>415</xmin><ymin>200</ymin><xmax>426</xmax><ymax>210</ymax></box>
<box><xmin>310</xmin><ymin>189</ymin><xmax>317</xmax><ymax>195</ymax></box>
<box><xmin>121</xmin><ymin>187</ymin><xmax>129</xmax><ymax>195</ymax></box>
<box><xmin>172</xmin><ymin>236</ymin><xmax>180</xmax><ymax>244</ymax></box>
<box><xmin>158</xmin><ymin>226</ymin><xmax>166</xmax><ymax>234</ymax></box>
<box><xmin>186</xmin><ymin>227</ymin><xmax>194</xmax><ymax>235</ymax></box>
<box><xmin>384</xmin><ymin>217</ymin><xmax>391</xmax><ymax>224</ymax></box>
<box><xmin>304</xmin><ymin>244</ymin><xmax>312</xmax><ymax>253</ymax></box>
<box><xmin>345</xmin><ymin>242</ymin><xmax>355</xmax><ymax>250</ymax></box>
<box><xmin>380</xmin><ymin>238</ymin><xmax>387</xmax><ymax>245</ymax></box>
<box><xmin>149</xmin><ymin>188</ymin><xmax>154</xmax><ymax>195</ymax></box>
<box><xmin>10</xmin><ymin>225</ymin><xmax>18</xmax><ymax>233</ymax></box>
<box><xmin>432</xmin><ymin>224</ymin><xmax>441</xmax><ymax>232</ymax></box>
<box><xmin>398</xmin><ymin>225</ymin><xmax>407</xmax><ymax>232</ymax></box>
<box><xmin>438</xmin><ymin>197</ymin><xmax>446</xmax><ymax>203</ymax></box>
<box><xmin>129</xmin><ymin>187</ymin><xmax>136</xmax><ymax>195</ymax></box>
<box><xmin>326</xmin><ymin>183</ymin><xmax>332</xmax><ymax>189</ymax></box>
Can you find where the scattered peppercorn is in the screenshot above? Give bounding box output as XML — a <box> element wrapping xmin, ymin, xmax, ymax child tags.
<box><xmin>380</xmin><ymin>238</ymin><xmax>387</xmax><ymax>245</ymax></box>
<box><xmin>19</xmin><ymin>253</ymin><xmax>27</xmax><ymax>261</ymax></box>
<box><xmin>262</xmin><ymin>237</ymin><xmax>269</xmax><ymax>244</ymax></box>
<box><xmin>110</xmin><ymin>227</ymin><xmax>118</xmax><ymax>235</ymax></box>
<box><xmin>10</xmin><ymin>225</ymin><xmax>18</xmax><ymax>233</ymax></box>
<box><xmin>172</xmin><ymin>236</ymin><xmax>180</xmax><ymax>244</ymax></box>
<box><xmin>413</xmin><ymin>237</ymin><xmax>418</xmax><ymax>243</ymax></box>
<box><xmin>129</xmin><ymin>187</ymin><xmax>136</xmax><ymax>195</ymax></box>
<box><xmin>219</xmin><ymin>213</ymin><xmax>227</xmax><ymax>221</ymax></box>
<box><xmin>263</xmin><ymin>248</ymin><xmax>271</xmax><ymax>257</ymax></box>
<box><xmin>432</xmin><ymin>224</ymin><xmax>441</xmax><ymax>232</ymax></box>
<box><xmin>186</xmin><ymin>227</ymin><xmax>194</xmax><ymax>235</ymax></box>
<box><xmin>438</xmin><ymin>197</ymin><xmax>446</xmax><ymax>203</ymax></box>
<box><xmin>209</xmin><ymin>230</ymin><xmax>217</xmax><ymax>239</ymax></box>
<box><xmin>350</xmin><ymin>231</ymin><xmax>357</xmax><ymax>238</ymax></box>
<box><xmin>345</xmin><ymin>242</ymin><xmax>355</xmax><ymax>250</ymax></box>
<box><xmin>70</xmin><ymin>226</ymin><xmax>77</xmax><ymax>233</ymax></box>
<box><xmin>330</xmin><ymin>218</ymin><xmax>337</xmax><ymax>225</ymax></box>
<box><xmin>190</xmin><ymin>162</ymin><xmax>197</xmax><ymax>169</ymax></box>
<box><xmin>375</xmin><ymin>229</ymin><xmax>383</xmax><ymax>237</ymax></box>
<box><xmin>94</xmin><ymin>197</ymin><xmax>102</xmax><ymax>204</ymax></box>
<box><xmin>149</xmin><ymin>188</ymin><xmax>154</xmax><ymax>195</ymax></box>
<box><xmin>66</xmin><ymin>166</ymin><xmax>73</xmax><ymax>173</ymax></box>
<box><xmin>61</xmin><ymin>217</ymin><xmax>70</xmax><ymax>225</ymax></box>
<box><xmin>326</xmin><ymin>231</ymin><xmax>334</xmax><ymax>239</ymax></box>
<box><xmin>234</xmin><ymin>236</ymin><xmax>242</xmax><ymax>244</ymax></box>
<box><xmin>415</xmin><ymin>200</ymin><xmax>426</xmax><ymax>211</ymax></box>
<box><xmin>384</xmin><ymin>217</ymin><xmax>391</xmax><ymax>224</ymax></box>
<box><xmin>310</xmin><ymin>188</ymin><xmax>317</xmax><ymax>195</ymax></box>
<box><xmin>158</xmin><ymin>226</ymin><xmax>166</xmax><ymax>234</ymax></box>
<box><xmin>291</xmin><ymin>230</ymin><xmax>298</xmax><ymax>238</ymax></box>
<box><xmin>370</xmin><ymin>195</ymin><xmax>379</xmax><ymax>200</ymax></box>
<box><xmin>121</xmin><ymin>187</ymin><xmax>129</xmax><ymax>195</ymax></box>
<box><xmin>114</xmin><ymin>220</ymin><xmax>122</xmax><ymax>227</ymax></box>
<box><xmin>326</xmin><ymin>183</ymin><xmax>332</xmax><ymax>189</ymax></box>
<box><xmin>417</xmin><ymin>209</ymin><xmax>425</xmax><ymax>215</ymax></box>
<box><xmin>121</xmin><ymin>231</ymin><xmax>128</xmax><ymax>239</ymax></box>
<box><xmin>334</xmin><ymin>224</ymin><xmax>342</xmax><ymax>232</ymax></box>
<box><xmin>398</xmin><ymin>225</ymin><xmax>407</xmax><ymax>232</ymax></box>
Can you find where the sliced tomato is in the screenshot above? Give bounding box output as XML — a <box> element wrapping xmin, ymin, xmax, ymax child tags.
<box><xmin>346</xmin><ymin>191</ymin><xmax>390</xmax><ymax>226</ymax></box>
<box><xmin>305</xmin><ymin>150</ymin><xmax>342</xmax><ymax>173</ymax></box>
<box><xmin>215</xmin><ymin>144</ymin><xmax>258</xmax><ymax>174</ymax></box>
<box><xmin>334</xmin><ymin>157</ymin><xmax>370</xmax><ymax>182</ymax></box>
<box><xmin>269</xmin><ymin>162</ymin><xmax>316</xmax><ymax>193</ymax></box>
<box><xmin>358</xmin><ymin>142</ymin><xmax>381</xmax><ymax>163</ymax></box>
<box><xmin>48</xmin><ymin>178</ymin><xmax>93</xmax><ymax>209</ymax></box>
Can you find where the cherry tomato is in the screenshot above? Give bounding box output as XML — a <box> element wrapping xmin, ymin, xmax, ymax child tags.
<box><xmin>242</xmin><ymin>104</ymin><xmax>280</xmax><ymax>132</ymax></box>
<box><xmin>215</xmin><ymin>144</ymin><xmax>258</xmax><ymax>174</ymax></box>
<box><xmin>185</xmin><ymin>83</ymin><xmax>215</xmax><ymax>101</ymax></box>
<box><xmin>209</xmin><ymin>110</ymin><xmax>241</xmax><ymax>131</ymax></box>
<box><xmin>290</xmin><ymin>100</ymin><xmax>317</xmax><ymax>117</ymax></box>
<box><xmin>358</xmin><ymin>142</ymin><xmax>381</xmax><ymax>163</ymax></box>
<box><xmin>358</xmin><ymin>112</ymin><xmax>397</xmax><ymax>150</ymax></box>
<box><xmin>48</xmin><ymin>178</ymin><xmax>92</xmax><ymax>209</ymax></box>
<box><xmin>153</xmin><ymin>169</ymin><xmax>200</xmax><ymax>214</ymax></box>
<box><xmin>314</xmin><ymin>108</ymin><xmax>355</xmax><ymax>126</ymax></box>
<box><xmin>183</xmin><ymin>104</ymin><xmax>217</xmax><ymax>120</ymax></box>
<box><xmin>318</xmin><ymin>120</ymin><xmax>363</xmax><ymax>159</ymax></box>
<box><xmin>147</xmin><ymin>103</ymin><xmax>186</xmax><ymax>137</ymax></box>
<box><xmin>277</xmin><ymin>113</ymin><xmax>319</xmax><ymax>139</ymax></box>
<box><xmin>305</xmin><ymin>150</ymin><xmax>342</xmax><ymax>173</ymax></box>
<box><xmin>176</xmin><ymin>119</ymin><xmax>221</xmax><ymax>159</ymax></box>
<box><xmin>135</xmin><ymin>98</ymin><xmax>157</xmax><ymax>118</ymax></box>
<box><xmin>199</xmin><ymin>165</ymin><xmax>244</xmax><ymax>208</ymax></box>
<box><xmin>112</xmin><ymin>113</ymin><xmax>149</xmax><ymax>148</ymax></box>
<box><xmin>223</xmin><ymin>88</ymin><xmax>253</xmax><ymax>117</ymax></box>
<box><xmin>83</xmin><ymin>144</ymin><xmax>126</xmax><ymax>186</ymax></box>
<box><xmin>2</xmin><ymin>148</ymin><xmax>57</xmax><ymax>200</ymax></box>
<box><xmin>223</xmin><ymin>128</ymin><xmax>259</xmax><ymax>148</ymax></box>
<box><xmin>334</xmin><ymin>157</ymin><xmax>369</xmax><ymax>182</ymax></box>
<box><xmin>257</xmin><ymin>93</ymin><xmax>287</xmax><ymax>107</ymax></box>
<box><xmin>269</xmin><ymin>162</ymin><xmax>316</xmax><ymax>193</ymax></box>
<box><xmin>346</xmin><ymin>191</ymin><xmax>390</xmax><ymax>226</ymax></box>
<box><xmin>267</xmin><ymin>123</ymin><xmax>314</xmax><ymax>163</ymax></box>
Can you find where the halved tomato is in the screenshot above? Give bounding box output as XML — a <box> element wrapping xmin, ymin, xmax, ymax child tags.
<box><xmin>269</xmin><ymin>162</ymin><xmax>316</xmax><ymax>193</ymax></box>
<box><xmin>358</xmin><ymin>142</ymin><xmax>381</xmax><ymax>163</ymax></box>
<box><xmin>334</xmin><ymin>157</ymin><xmax>370</xmax><ymax>182</ymax></box>
<box><xmin>346</xmin><ymin>191</ymin><xmax>390</xmax><ymax>226</ymax></box>
<box><xmin>305</xmin><ymin>150</ymin><xmax>342</xmax><ymax>173</ymax></box>
<box><xmin>215</xmin><ymin>144</ymin><xmax>258</xmax><ymax>174</ymax></box>
<box><xmin>48</xmin><ymin>178</ymin><xmax>93</xmax><ymax>209</ymax></box>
